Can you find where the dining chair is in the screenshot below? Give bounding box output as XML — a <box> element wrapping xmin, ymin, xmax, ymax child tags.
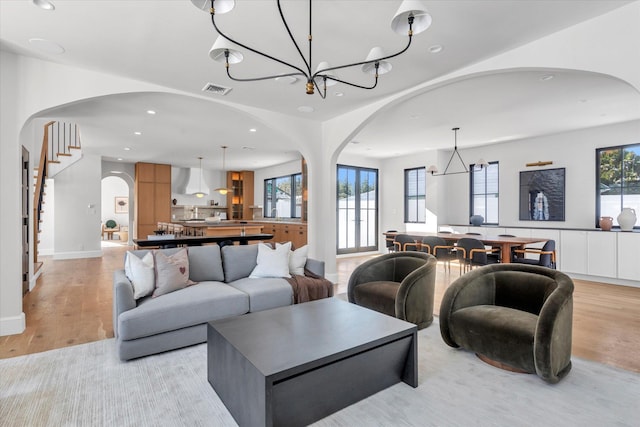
<box><xmin>393</xmin><ymin>234</ymin><xmax>419</xmax><ymax>252</ymax></box>
<box><xmin>421</xmin><ymin>236</ymin><xmax>458</xmax><ymax>274</ymax></box>
<box><xmin>385</xmin><ymin>230</ymin><xmax>398</xmax><ymax>252</ymax></box>
<box><xmin>456</xmin><ymin>237</ymin><xmax>500</xmax><ymax>272</ymax></box>
<box><xmin>513</xmin><ymin>239</ymin><xmax>556</xmax><ymax>269</ymax></box>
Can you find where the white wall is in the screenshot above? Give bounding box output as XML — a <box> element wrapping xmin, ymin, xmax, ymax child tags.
<box><xmin>379</xmin><ymin>120</ymin><xmax>640</xmax><ymax>232</ymax></box>
<box><xmin>53</xmin><ymin>154</ymin><xmax>103</xmax><ymax>259</ymax></box>
<box><xmin>101</xmin><ymin>176</ymin><xmax>129</xmax><ymax>231</ymax></box>
<box><xmin>0</xmin><ymin>50</ymin><xmax>25</xmax><ymax>335</ymax></box>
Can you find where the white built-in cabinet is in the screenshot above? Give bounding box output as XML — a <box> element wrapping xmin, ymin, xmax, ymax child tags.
<box><xmin>617</xmin><ymin>232</ymin><xmax>640</xmax><ymax>281</ymax></box>
<box><xmin>560</xmin><ymin>230</ymin><xmax>588</xmax><ymax>275</ymax></box>
<box><xmin>587</xmin><ymin>232</ymin><xmax>617</xmax><ymax>278</ymax></box>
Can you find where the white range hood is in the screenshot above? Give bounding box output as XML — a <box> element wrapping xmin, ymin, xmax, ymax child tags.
<box><xmin>185</xmin><ymin>167</ymin><xmax>210</xmax><ymax>197</ymax></box>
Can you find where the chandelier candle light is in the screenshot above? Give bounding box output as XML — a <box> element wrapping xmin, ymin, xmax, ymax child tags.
<box><xmin>191</xmin><ymin>0</ymin><xmax>432</xmax><ymax>98</ymax></box>
<box><xmin>427</xmin><ymin>127</ymin><xmax>489</xmax><ymax>176</ymax></box>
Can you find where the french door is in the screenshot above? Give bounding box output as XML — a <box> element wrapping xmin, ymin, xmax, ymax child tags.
<box><xmin>337</xmin><ymin>165</ymin><xmax>378</xmax><ymax>254</ymax></box>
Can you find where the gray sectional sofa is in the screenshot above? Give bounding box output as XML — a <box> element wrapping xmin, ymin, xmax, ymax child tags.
<box><xmin>113</xmin><ymin>244</ymin><xmax>324</xmax><ymax>361</ymax></box>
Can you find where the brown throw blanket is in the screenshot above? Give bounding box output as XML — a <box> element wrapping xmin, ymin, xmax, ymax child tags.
<box><xmin>285</xmin><ymin>268</ymin><xmax>334</xmax><ymax>304</ymax></box>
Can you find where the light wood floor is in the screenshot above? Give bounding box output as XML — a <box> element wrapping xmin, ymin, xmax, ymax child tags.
<box><xmin>1</xmin><ymin>245</ymin><xmax>639</xmax><ymax>373</ymax></box>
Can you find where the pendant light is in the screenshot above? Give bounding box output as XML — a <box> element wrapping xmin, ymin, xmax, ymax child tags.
<box><xmin>193</xmin><ymin>157</ymin><xmax>207</xmax><ymax>198</ymax></box>
<box><xmin>427</xmin><ymin>127</ymin><xmax>489</xmax><ymax>176</ymax></box>
<box><xmin>214</xmin><ymin>145</ymin><xmax>234</xmax><ymax>195</ymax></box>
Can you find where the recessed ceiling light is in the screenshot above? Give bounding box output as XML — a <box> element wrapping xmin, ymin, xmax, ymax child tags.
<box><xmin>297</xmin><ymin>106</ymin><xmax>314</xmax><ymax>113</ymax></box>
<box><xmin>134</xmin><ymin>131</ymin><xmax>141</xmax><ymax>135</ymax></box>
<box><xmin>124</xmin><ymin>147</ymin><xmax>131</xmax><ymax>151</ymax></box>
<box><xmin>428</xmin><ymin>44</ymin><xmax>443</xmax><ymax>53</ymax></box>
<box><xmin>351</xmin><ymin>140</ymin><xmax>360</xmax><ymax>144</ymax></box>
<box><xmin>249</xmin><ymin>128</ymin><xmax>257</xmax><ymax>132</ymax></box>
<box><xmin>117</xmin><ymin>158</ymin><xmax>124</xmax><ymax>161</ymax></box>
<box><xmin>110</xmin><ymin>170</ymin><xmax>123</xmax><ymax>174</ymax></box>
<box><xmin>146</xmin><ymin>110</ymin><xmax>156</xmax><ymax>115</ymax></box>
<box><xmin>334</xmin><ymin>92</ymin><xmax>344</xmax><ymax>97</ymax></box>
<box><xmin>540</xmin><ymin>74</ymin><xmax>554</xmax><ymax>81</ymax></box>
<box><xmin>28</xmin><ymin>38</ymin><xmax>64</xmax><ymax>54</ymax></box>
<box><xmin>242</xmin><ymin>146</ymin><xmax>256</xmax><ymax>150</ymax></box>
<box><xmin>32</xmin><ymin>0</ymin><xmax>55</xmax><ymax>10</ymax></box>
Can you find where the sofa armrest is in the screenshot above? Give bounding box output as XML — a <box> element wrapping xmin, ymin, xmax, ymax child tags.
<box><xmin>305</xmin><ymin>258</ymin><xmax>325</xmax><ymax>278</ymax></box>
<box><xmin>113</xmin><ymin>269</ymin><xmax>136</xmax><ymax>338</ymax></box>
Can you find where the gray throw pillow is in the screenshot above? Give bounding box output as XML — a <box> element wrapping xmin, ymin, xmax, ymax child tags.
<box><xmin>221</xmin><ymin>245</ymin><xmax>259</xmax><ymax>282</ymax></box>
<box><xmin>187</xmin><ymin>245</ymin><xmax>224</xmax><ymax>282</ymax></box>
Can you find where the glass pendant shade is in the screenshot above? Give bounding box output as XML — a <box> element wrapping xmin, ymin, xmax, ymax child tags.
<box><xmin>361</xmin><ymin>47</ymin><xmax>392</xmax><ymax>75</ymax></box>
<box><xmin>190</xmin><ymin>0</ymin><xmax>235</xmax><ymax>14</ymax></box>
<box><xmin>209</xmin><ymin>36</ymin><xmax>244</xmax><ymax>63</ymax></box>
<box><xmin>391</xmin><ymin>0</ymin><xmax>432</xmax><ymax>36</ymax></box>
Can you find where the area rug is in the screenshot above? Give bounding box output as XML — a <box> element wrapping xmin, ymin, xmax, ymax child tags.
<box><xmin>1</xmin><ymin>322</ymin><xmax>637</xmax><ymax>427</ymax></box>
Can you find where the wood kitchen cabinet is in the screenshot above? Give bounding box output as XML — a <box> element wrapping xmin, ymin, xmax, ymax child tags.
<box><xmin>135</xmin><ymin>162</ymin><xmax>171</xmax><ymax>239</ymax></box>
<box><xmin>227</xmin><ymin>170</ymin><xmax>254</xmax><ymax>220</ymax></box>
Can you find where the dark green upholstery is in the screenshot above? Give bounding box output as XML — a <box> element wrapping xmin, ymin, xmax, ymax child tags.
<box><xmin>439</xmin><ymin>264</ymin><xmax>574</xmax><ymax>383</ymax></box>
<box><xmin>347</xmin><ymin>252</ymin><xmax>437</xmax><ymax>329</ymax></box>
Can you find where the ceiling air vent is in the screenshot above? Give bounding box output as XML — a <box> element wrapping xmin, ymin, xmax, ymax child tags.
<box><xmin>202</xmin><ymin>83</ymin><xmax>232</xmax><ymax>96</ymax></box>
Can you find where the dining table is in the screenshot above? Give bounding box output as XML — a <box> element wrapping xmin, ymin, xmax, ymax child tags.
<box><xmin>383</xmin><ymin>231</ymin><xmax>549</xmax><ymax>264</ymax></box>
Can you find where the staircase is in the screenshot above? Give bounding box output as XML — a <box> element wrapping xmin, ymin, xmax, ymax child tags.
<box><xmin>33</xmin><ymin>121</ymin><xmax>83</xmax><ymax>269</ymax></box>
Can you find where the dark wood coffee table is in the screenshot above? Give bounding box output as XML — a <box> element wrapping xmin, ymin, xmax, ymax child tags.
<box><xmin>207</xmin><ymin>298</ymin><xmax>418</xmax><ymax>427</ymax></box>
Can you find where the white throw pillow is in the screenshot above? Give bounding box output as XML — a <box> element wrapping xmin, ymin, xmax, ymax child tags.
<box><xmin>277</xmin><ymin>243</ymin><xmax>308</xmax><ymax>276</ymax></box>
<box><xmin>124</xmin><ymin>251</ymin><xmax>155</xmax><ymax>299</ymax></box>
<box><xmin>250</xmin><ymin>242</ymin><xmax>292</xmax><ymax>278</ymax></box>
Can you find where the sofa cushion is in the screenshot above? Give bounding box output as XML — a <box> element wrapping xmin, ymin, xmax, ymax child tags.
<box><xmin>118</xmin><ymin>281</ymin><xmax>249</xmax><ymax>341</ymax></box>
<box><xmin>449</xmin><ymin>305</ymin><xmax>538</xmax><ymax>373</ymax></box>
<box><xmin>187</xmin><ymin>245</ymin><xmax>224</xmax><ymax>282</ymax></box>
<box><xmin>228</xmin><ymin>277</ymin><xmax>293</xmax><ymax>312</ymax></box>
<box><xmin>250</xmin><ymin>242</ymin><xmax>292</xmax><ymax>278</ymax></box>
<box><xmin>221</xmin><ymin>245</ymin><xmax>259</xmax><ymax>282</ymax></box>
<box><xmin>153</xmin><ymin>248</ymin><xmax>192</xmax><ymax>298</ymax></box>
<box><xmin>353</xmin><ymin>281</ymin><xmax>400</xmax><ymax>317</ymax></box>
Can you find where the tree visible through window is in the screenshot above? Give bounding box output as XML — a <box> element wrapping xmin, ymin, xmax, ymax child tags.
<box><xmin>470</xmin><ymin>162</ymin><xmax>499</xmax><ymax>225</ymax></box>
<box><xmin>405</xmin><ymin>167</ymin><xmax>425</xmax><ymax>223</ymax></box>
<box><xmin>264</xmin><ymin>173</ymin><xmax>302</xmax><ymax>218</ymax></box>
<box><xmin>597</xmin><ymin>143</ymin><xmax>640</xmax><ymax>228</ymax></box>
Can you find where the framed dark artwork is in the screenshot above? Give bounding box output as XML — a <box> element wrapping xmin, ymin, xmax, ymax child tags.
<box><xmin>519</xmin><ymin>168</ymin><xmax>565</xmax><ymax>221</ymax></box>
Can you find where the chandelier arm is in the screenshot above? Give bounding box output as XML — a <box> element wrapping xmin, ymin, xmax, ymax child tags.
<box><xmin>225</xmin><ymin>65</ymin><xmax>304</xmax><ymax>82</ymax></box>
<box><xmin>311</xmin><ymin>21</ymin><xmax>414</xmax><ymax>78</ymax></box>
<box><xmin>442</xmin><ymin>148</ymin><xmax>469</xmax><ymax>175</ymax></box>
<box><xmin>276</xmin><ymin>0</ymin><xmax>312</xmax><ymax>77</ymax></box>
<box><xmin>324</xmin><ymin>75</ymin><xmax>379</xmax><ymax>90</ymax></box>
<box><xmin>211</xmin><ymin>9</ymin><xmax>309</xmax><ymax>78</ymax></box>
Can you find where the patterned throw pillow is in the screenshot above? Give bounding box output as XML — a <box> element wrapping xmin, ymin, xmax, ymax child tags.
<box><xmin>153</xmin><ymin>248</ymin><xmax>192</xmax><ymax>297</ymax></box>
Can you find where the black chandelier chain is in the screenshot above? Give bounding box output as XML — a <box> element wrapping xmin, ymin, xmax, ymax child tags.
<box><xmin>208</xmin><ymin>0</ymin><xmax>416</xmax><ymax>98</ymax></box>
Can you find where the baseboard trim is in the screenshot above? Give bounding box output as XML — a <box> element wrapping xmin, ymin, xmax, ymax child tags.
<box><xmin>53</xmin><ymin>250</ymin><xmax>103</xmax><ymax>260</ymax></box>
<box><xmin>0</xmin><ymin>313</ymin><xmax>26</xmax><ymax>336</ymax></box>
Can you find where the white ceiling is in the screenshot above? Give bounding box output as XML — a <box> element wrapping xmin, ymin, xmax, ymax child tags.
<box><xmin>1</xmin><ymin>0</ymin><xmax>638</xmax><ymax>170</ymax></box>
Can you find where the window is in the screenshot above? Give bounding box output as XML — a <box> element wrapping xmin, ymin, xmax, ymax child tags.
<box><xmin>264</xmin><ymin>173</ymin><xmax>302</xmax><ymax>219</ymax></box>
<box><xmin>470</xmin><ymin>162</ymin><xmax>499</xmax><ymax>225</ymax></box>
<box><xmin>404</xmin><ymin>167</ymin><xmax>425</xmax><ymax>223</ymax></box>
<box><xmin>597</xmin><ymin>143</ymin><xmax>640</xmax><ymax>228</ymax></box>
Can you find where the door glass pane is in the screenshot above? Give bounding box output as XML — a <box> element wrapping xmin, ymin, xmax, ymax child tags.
<box><xmin>338</xmin><ymin>165</ymin><xmax>378</xmax><ymax>253</ymax></box>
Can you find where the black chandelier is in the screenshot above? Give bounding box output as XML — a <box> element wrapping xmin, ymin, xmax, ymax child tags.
<box><xmin>191</xmin><ymin>0</ymin><xmax>432</xmax><ymax>98</ymax></box>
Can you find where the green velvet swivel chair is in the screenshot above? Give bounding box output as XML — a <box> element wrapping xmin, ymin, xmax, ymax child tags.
<box><xmin>347</xmin><ymin>252</ymin><xmax>437</xmax><ymax>329</ymax></box>
<box><xmin>439</xmin><ymin>264</ymin><xmax>574</xmax><ymax>383</ymax></box>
